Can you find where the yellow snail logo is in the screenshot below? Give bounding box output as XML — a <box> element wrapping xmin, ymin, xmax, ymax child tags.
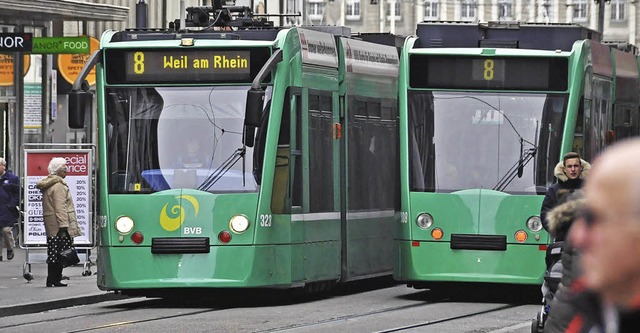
<box><xmin>159</xmin><ymin>195</ymin><xmax>200</xmax><ymax>231</ymax></box>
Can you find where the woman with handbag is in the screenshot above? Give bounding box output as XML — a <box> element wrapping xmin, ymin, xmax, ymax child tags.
<box><xmin>36</xmin><ymin>157</ymin><xmax>82</xmax><ymax>287</ymax></box>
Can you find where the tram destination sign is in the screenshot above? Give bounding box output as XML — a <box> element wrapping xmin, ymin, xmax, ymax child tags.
<box><xmin>105</xmin><ymin>47</ymin><xmax>272</xmax><ymax>84</ymax></box>
<box><xmin>409</xmin><ymin>55</ymin><xmax>569</xmax><ymax>91</ymax></box>
<box><xmin>0</xmin><ymin>33</ymin><xmax>33</xmax><ymax>52</ymax></box>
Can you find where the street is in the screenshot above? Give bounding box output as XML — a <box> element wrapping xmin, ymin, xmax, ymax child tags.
<box><xmin>1</xmin><ymin>279</ymin><xmax>541</xmax><ymax>333</ymax></box>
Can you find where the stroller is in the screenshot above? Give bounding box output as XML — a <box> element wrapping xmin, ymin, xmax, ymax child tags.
<box><xmin>531</xmin><ymin>240</ymin><xmax>565</xmax><ymax>333</ymax></box>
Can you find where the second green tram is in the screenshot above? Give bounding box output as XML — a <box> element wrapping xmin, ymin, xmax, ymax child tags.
<box><xmin>395</xmin><ymin>21</ymin><xmax>640</xmax><ymax>288</ymax></box>
<box><xmin>69</xmin><ymin>7</ymin><xmax>401</xmax><ymax>297</ymax></box>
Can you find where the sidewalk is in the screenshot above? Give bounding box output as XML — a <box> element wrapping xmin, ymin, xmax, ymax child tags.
<box><xmin>0</xmin><ymin>247</ymin><xmax>125</xmax><ymax>318</ymax></box>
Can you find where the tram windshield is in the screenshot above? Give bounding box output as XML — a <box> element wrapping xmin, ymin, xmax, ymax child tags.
<box><xmin>407</xmin><ymin>91</ymin><xmax>567</xmax><ymax>194</ymax></box>
<box><xmin>105</xmin><ymin>86</ymin><xmax>270</xmax><ymax>194</ymax></box>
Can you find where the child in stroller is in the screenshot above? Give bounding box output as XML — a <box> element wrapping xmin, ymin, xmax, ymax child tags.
<box><xmin>531</xmin><ymin>193</ymin><xmax>586</xmax><ymax>333</ymax></box>
<box><xmin>531</xmin><ymin>240</ymin><xmax>564</xmax><ymax>332</ymax></box>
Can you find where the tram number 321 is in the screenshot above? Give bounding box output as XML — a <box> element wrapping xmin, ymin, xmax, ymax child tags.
<box><xmin>260</xmin><ymin>214</ymin><xmax>272</xmax><ymax>227</ymax></box>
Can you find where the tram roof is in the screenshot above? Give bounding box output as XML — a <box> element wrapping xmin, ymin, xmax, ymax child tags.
<box><xmin>415</xmin><ymin>21</ymin><xmax>601</xmax><ymax>51</ymax></box>
<box><xmin>108</xmin><ymin>26</ymin><xmax>353</xmax><ymax>43</ymax></box>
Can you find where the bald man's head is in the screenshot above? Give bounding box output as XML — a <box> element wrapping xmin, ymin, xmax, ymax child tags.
<box><xmin>571</xmin><ymin>138</ymin><xmax>640</xmax><ymax>307</ymax></box>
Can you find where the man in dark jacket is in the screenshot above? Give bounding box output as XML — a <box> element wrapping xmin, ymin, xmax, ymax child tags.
<box><xmin>565</xmin><ymin>138</ymin><xmax>640</xmax><ymax>332</ymax></box>
<box><xmin>540</xmin><ymin>152</ymin><xmax>590</xmax><ymax>232</ymax></box>
<box><xmin>0</xmin><ymin>157</ymin><xmax>20</xmax><ymax>261</ymax></box>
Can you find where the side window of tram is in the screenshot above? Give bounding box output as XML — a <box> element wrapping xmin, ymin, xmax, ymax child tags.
<box><xmin>308</xmin><ymin>92</ymin><xmax>334</xmax><ymax>213</ymax></box>
<box><xmin>271</xmin><ymin>91</ymin><xmax>295</xmax><ymax>214</ymax></box>
<box><xmin>613</xmin><ymin>105</ymin><xmax>637</xmax><ymax>141</ymax></box>
<box><xmin>572</xmin><ymin>96</ymin><xmax>585</xmax><ymax>157</ymax></box>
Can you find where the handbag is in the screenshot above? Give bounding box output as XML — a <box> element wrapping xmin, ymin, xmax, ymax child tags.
<box><xmin>59</xmin><ymin>247</ymin><xmax>80</xmax><ymax>267</ymax></box>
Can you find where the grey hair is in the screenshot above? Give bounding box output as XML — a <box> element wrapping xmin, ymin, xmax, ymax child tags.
<box><xmin>0</xmin><ymin>157</ymin><xmax>6</xmax><ymax>166</ymax></box>
<box><xmin>48</xmin><ymin>157</ymin><xmax>67</xmax><ymax>174</ymax></box>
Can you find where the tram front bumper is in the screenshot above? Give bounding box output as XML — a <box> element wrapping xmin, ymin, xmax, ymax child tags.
<box><xmin>394</xmin><ymin>240</ymin><xmax>545</xmax><ymax>285</ymax></box>
<box><xmin>97</xmin><ymin>244</ymin><xmax>291</xmax><ymax>290</ymax></box>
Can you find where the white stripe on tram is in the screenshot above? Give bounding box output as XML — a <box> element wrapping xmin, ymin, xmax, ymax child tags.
<box><xmin>291</xmin><ymin>210</ymin><xmax>395</xmax><ymax>222</ymax></box>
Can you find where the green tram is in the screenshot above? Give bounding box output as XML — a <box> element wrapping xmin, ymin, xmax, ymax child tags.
<box><xmin>395</xmin><ymin>21</ymin><xmax>640</xmax><ymax>288</ymax></box>
<box><xmin>68</xmin><ymin>6</ymin><xmax>401</xmax><ymax>297</ymax></box>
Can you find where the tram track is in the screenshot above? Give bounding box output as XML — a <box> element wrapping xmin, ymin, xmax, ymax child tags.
<box><xmin>258</xmin><ymin>302</ymin><xmax>519</xmax><ymax>333</ymax></box>
<box><xmin>372</xmin><ymin>304</ymin><xmax>518</xmax><ymax>333</ymax></box>
<box><xmin>0</xmin><ymin>298</ymin><xmax>228</xmax><ymax>332</ymax></box>
<box><xmin>1</xmin><ymin>286</ymin><xmax>535</xmax><ymax>333</ymax></box>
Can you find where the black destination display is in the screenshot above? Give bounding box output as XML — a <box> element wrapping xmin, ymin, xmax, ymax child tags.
<box><xmin>409</xmin><ymin>55</ymin><xmax>568</xmax><ymax>91</ymax></box>
<box><xmin>105</xmin><ymin>47</ymin><xmax>271</xmax><ymax>84</ymax></box>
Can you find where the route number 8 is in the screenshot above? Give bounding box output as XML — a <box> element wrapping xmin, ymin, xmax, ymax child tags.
<box><xmin>483</xmin><ymin>59</ymin><xmax>494</xmax><ymax>81</ymax></box>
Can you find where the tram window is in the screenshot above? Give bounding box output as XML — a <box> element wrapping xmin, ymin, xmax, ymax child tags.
<box><xmin>613</xmin><ymin>105</ymin><xmax>635</xmax><ymax>141</ymax></box>
<box><xmin>253</xmin><ymin>100</ymin><xmax>272</xmax><ymax>185</ymax></box>
<box><xmin>292</xmin><ymin>95</ymin><xmax>303</xmax><ymax>209</ymax></box>
<box><xmin>572</xmin><ymin>96</ymin><xmax>585</xmax><ymax>157</ymax></box>
<box><xmin>308</xmin><ymin>91</ymin><xmax>334</xmax><ymax>213</ymax></box>
<box><xmin>348</xmin><ymin>96</ymin><xmax>398</xmax><ymax>210</ymax></box>
<box><xmin>271</xmin><ymin>93</ymin><xmax>291</xmax><ymax>214</ymax></box>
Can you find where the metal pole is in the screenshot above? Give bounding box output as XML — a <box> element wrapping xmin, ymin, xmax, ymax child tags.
<box><xmin>180</xmin><ymin>0</ymin><xmax>187</xmax><ymax>31</ymax></box>
<box><xmin>390</xmin><ymin>0</ymin><xmax>395</xmax><ymax>34</ymax></box>
<box><xmin>136</xmin><ymin>0</ymin><xmax>148</xmax><ymax>29</ymax></box>
<box><xmin>597</xmin><ymin>0</ymin><xmax>605</xmax><ymax>35</ymax></box>
<box><xmin>379</xmin><ymin>0</ymin><xmax>385</xmax><ymax>32</ymax></box>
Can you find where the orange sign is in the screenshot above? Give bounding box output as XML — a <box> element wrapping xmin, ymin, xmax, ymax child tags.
<box><xmin>0</xmin><ymin>54</ymin><xmax>31</xmax><ymax>86</ymax></box>
<box><xmin>57</xmin><ymin>36</ymin><xmax>99</xmax><ymax>86</ymax></box>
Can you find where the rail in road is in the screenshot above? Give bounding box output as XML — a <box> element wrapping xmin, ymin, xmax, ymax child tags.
<box><xmin>1</xmin><ymin>283</ymin><xmax>541</xmax><ymax>333</ymax></box>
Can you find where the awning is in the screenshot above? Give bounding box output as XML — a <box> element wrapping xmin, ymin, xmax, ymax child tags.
<box><xmin>0</xmin><ymin>0</ymin><xmax>129</xmax><ymax>22</ymax></box>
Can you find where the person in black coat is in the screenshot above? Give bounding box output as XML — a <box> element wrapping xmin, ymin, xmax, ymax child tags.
<box><xmin>543</xmin><ymin>193</ymin><xmax>586</xmax><ymax>333</ymax></box>
<box><xmin>540</xmin><ymin>152</ymin><xmax>590</xmax><ymax>232</ymax></box>
<box><xmin>0</xmin><ymin>157</ymin><xmax>20</xmax><ymax>261</ymax></box>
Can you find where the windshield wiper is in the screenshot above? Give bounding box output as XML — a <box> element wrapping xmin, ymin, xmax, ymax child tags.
<box><xmin>493</xmin><ymin>144</ymin><xmax>537</xmax><ymax>192</ymax></box>
<box><xmin>197</xmin><ymin>147</ymin><xmax>246</xmax><ymax>191</ymax></box>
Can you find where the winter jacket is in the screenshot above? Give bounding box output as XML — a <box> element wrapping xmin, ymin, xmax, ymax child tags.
<box><xmin>561</xmin><ymin>282</ymin><xmax>640</xmax><ymax>333</ymax></box>
<box><xmin>36</xmin><ymin>175</ymin><xmax>82</xmax><ymax>238</ymax></box>
<box><xmin>540</xmin><ymin>159</ymin><xmax>591</xmax><ymax>232</ymax></box>
<box><xmin>543</xmin><ymin>198</ymin><xmax>586</xmax><ymax>333</ymax></box>
<box><xmin>0</xmin><ymin>170</ymin><xmax>20</xmax><ymax>227</ymax></box>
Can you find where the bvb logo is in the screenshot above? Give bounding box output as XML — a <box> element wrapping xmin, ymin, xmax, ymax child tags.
<box><xmin>159</xmin><ymin>195</ymin><xmax>200</xmax><ymax>231</ymax></box>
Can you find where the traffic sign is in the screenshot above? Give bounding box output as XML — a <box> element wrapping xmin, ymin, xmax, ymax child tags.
<box><xmin>0</xmin><ymin>33</ymin><xmax>33</xmax><ymax>52</ymax></box>
<box><xmin>32</xmin><ymin>36</ymin><xmax>90</xmax><ymax>54</ymax></box>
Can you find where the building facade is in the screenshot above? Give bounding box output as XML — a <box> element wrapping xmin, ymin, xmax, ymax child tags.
<box><xmin>298</xmin><ymin>0</ymin><xmax>638</xmax><ymax>44</ymax></box>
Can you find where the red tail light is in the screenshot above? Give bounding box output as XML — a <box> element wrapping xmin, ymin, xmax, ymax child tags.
<box><xmin>218</xmin><ymin>231</ymin><xmax>232</xmax><ymax>244</ymax></box>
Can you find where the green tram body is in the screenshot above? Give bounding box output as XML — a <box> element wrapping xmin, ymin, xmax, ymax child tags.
<box><xmin>395</xmin><ymin>22</ymin><xmax>640</xmax><ymax>287</ymax></box>
<box><xmin>83</xmin><ymin>27</ymin><xmax>400</xmax><ymax>296</ymax></box>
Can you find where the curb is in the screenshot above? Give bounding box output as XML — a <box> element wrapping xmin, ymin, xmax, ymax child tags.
<box><xmin>0</xmin><ymin>292</ymin><xmax>126</xmax><ymax>318</ymax></box>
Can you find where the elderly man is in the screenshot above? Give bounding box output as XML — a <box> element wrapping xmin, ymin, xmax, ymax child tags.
<box><xmin>566</xmin><ymin>138</ymin><xmax>640</xmax><ymax>331</ymax></box>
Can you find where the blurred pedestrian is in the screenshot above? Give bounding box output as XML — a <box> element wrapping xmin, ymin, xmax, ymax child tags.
<box><xmin>566</xmin><ymin>138</ymin><xmax>640</xmax><ymax>331</ymax></box>
<box><xmin>540</xmin><ymin>152</ymin><xmax>590</xmax><ymax>232</ymax></box>
<box><xmin>0</xmin><ymin>157</ymin><xmax>20</xmax><ymax>261</ymax></box>
<box><xmin>36</xmin><ymin>157</ymin><xmax>82</xmax><ymax>287</ymax></box>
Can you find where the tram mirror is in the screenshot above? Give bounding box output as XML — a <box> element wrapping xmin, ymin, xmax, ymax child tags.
<box><xmin>68</xmin><ymin>90</ymin><xmax>92</xmax><ymax>129</ymax></box>
<box><xmin>245</xmin><ymin>88</ymin><xmax>264</xmax><ymax>127</ymax></box>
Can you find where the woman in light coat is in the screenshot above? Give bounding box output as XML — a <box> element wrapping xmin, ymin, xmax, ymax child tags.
<box><xmin>36</xmin><ymin>157</ymin><xmax>82</xmax><ymax>287</ymax></box>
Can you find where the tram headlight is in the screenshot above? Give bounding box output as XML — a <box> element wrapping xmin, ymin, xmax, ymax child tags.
<box><xmin>115</xmin><ymin>216</ymin><xmax>134</xmax><ymax>235</ymax></box>
<box><xmin>229</xmin><ymin>215</ymin><xmax>250</xmax><ymax>233</ymax></box>
<box><xmin>416</xmin><ymin>213</ymin><xmax>433</xmax><ymax>229</ymax></box>
<box><xmin>527</xmin><ymin>216</ymin><xmax>543</xmax><ymax>232</ymax></box>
